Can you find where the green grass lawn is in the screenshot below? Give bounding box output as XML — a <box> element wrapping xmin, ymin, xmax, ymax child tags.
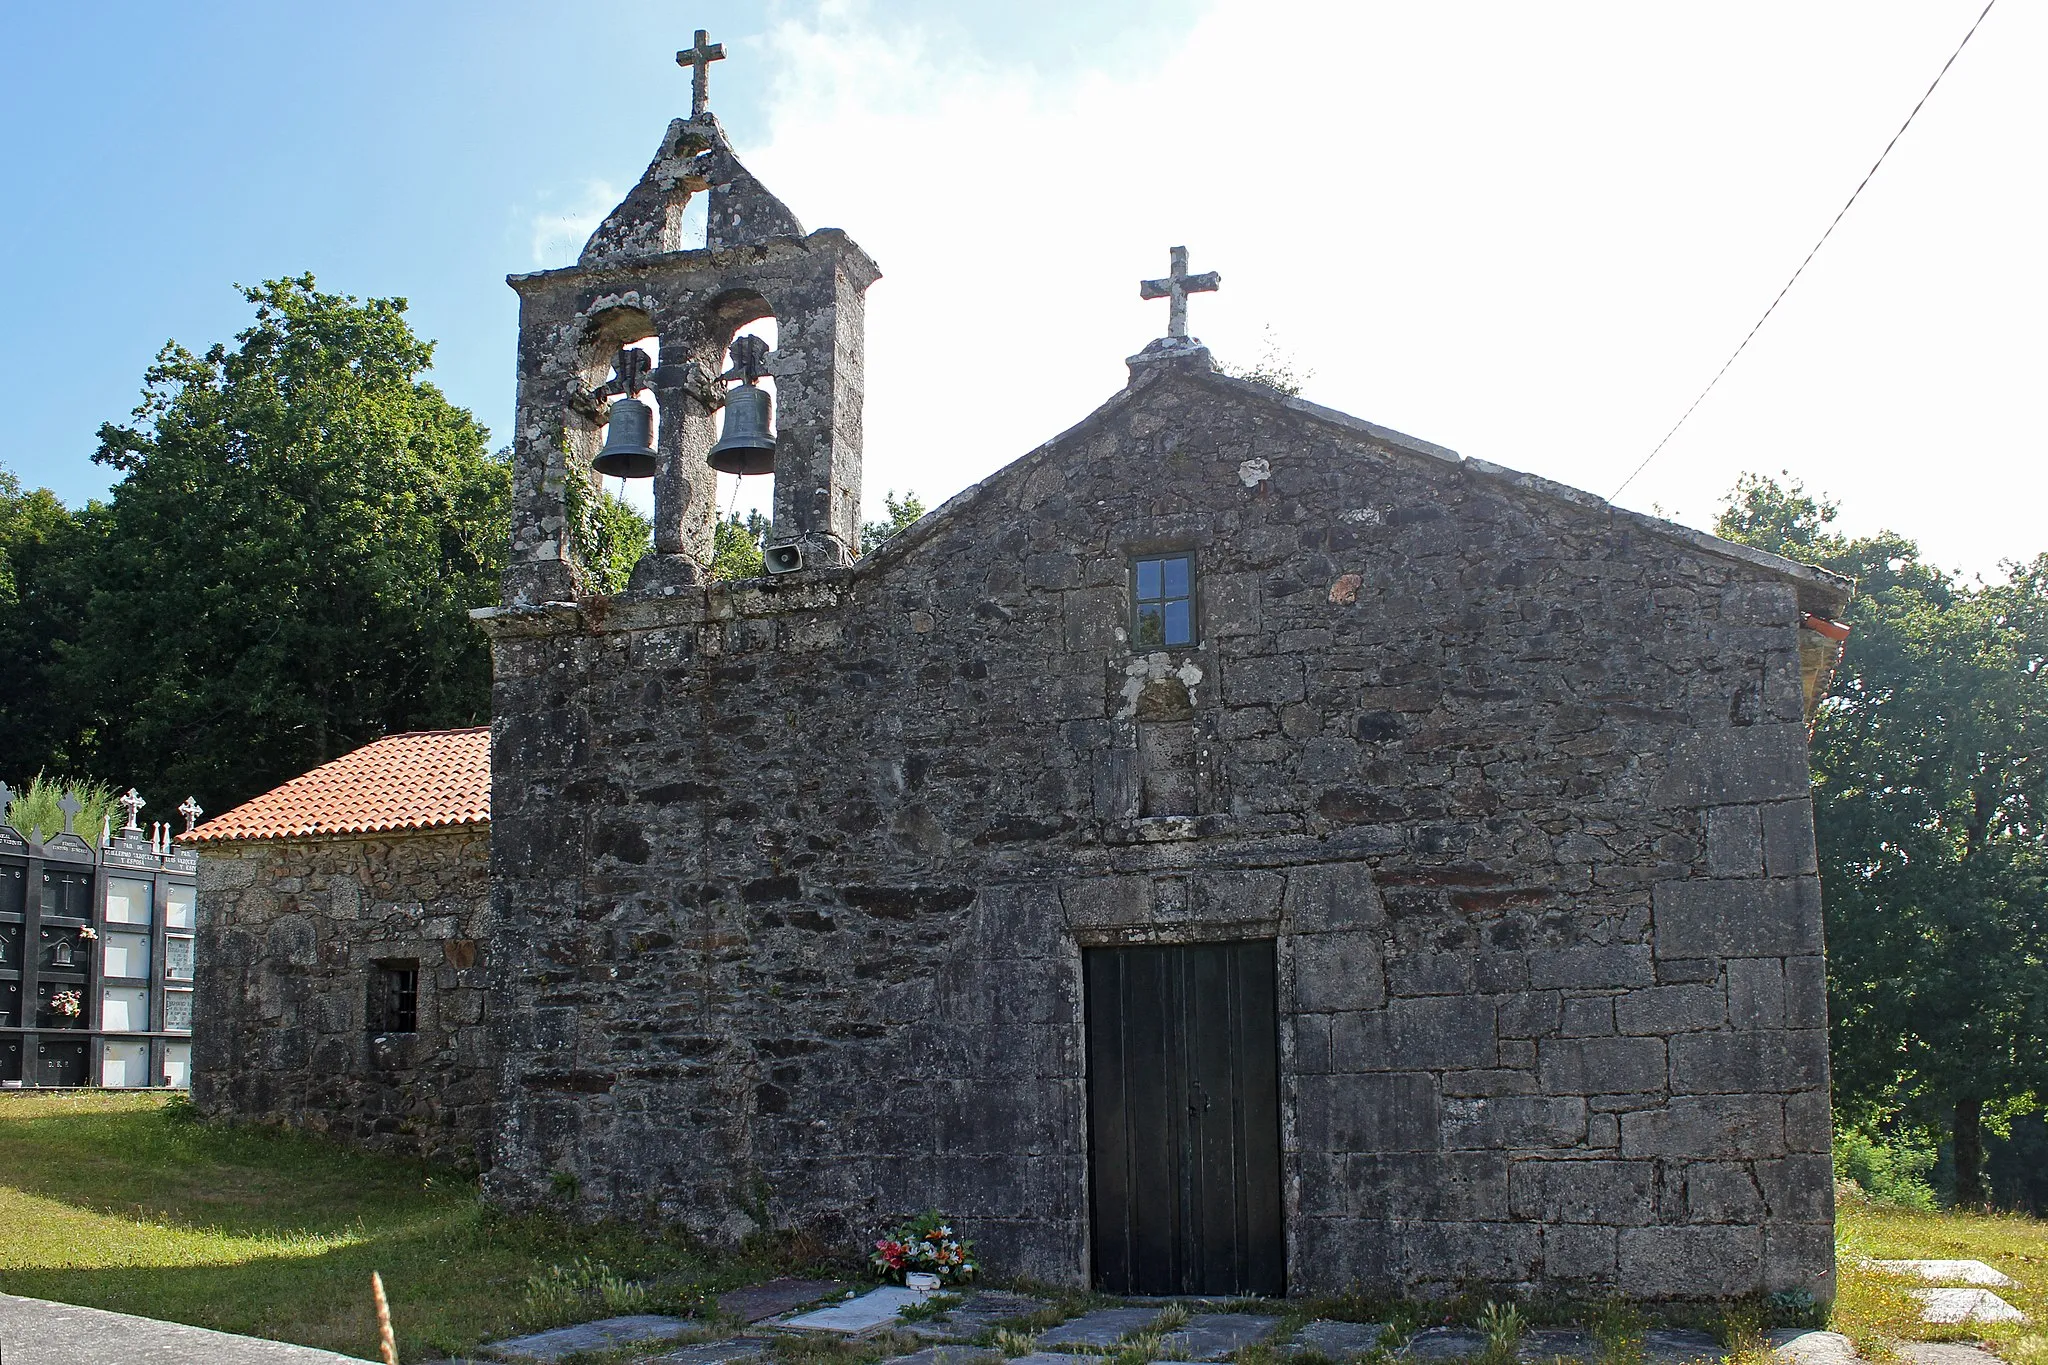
<box><xmin>1835</xmin><ymin>1197</ymin><xmax>2048</xmax><ymax>1364</ymax></box>
<box><xmin>11</xmin><ymin>1092</ymin><xmax>2048</xmax><ymax>1365</ymax></box>
<box><xmin>0</xmin><ymin>1090</ymin><xmax>801</xmax><ymax>1362</ymax></box>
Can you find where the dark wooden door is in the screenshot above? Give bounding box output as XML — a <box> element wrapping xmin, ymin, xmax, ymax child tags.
<box><xmin>1085</xmin><ymin>940</ymin><xmax>1283</xmax><ymax>1296</ymax></box>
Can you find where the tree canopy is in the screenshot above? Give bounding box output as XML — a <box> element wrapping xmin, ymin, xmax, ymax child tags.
<box><xmin>1</xmin><ymin>275</ymin><xmax>508</xmax><ymax>816</ymax></box>
<box><xmin>1718</xmin><ymin>472</ymin><xmax>2048</xmax><ymax>1203</ymax></box>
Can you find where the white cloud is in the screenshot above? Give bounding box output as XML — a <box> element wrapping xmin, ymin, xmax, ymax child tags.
<box><xmin>725</xmin><ymin>0</ymin><xmax>2044</xmax><ymax>576</ymax></box>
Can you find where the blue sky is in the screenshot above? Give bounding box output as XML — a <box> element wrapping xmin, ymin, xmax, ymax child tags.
<box><xmin>5</xmin><ymin>2</ymin><xmax>2042</xmax><ymax>577</ymax></box>
<box><xmin>0</xmin><ymin>0</ymin><xmax>1193</xmax><ymax>504</ymax></box>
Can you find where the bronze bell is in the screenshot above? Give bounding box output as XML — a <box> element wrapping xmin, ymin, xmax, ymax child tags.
<box><xmin>593</xmin><ymin>395</ymin><xmax>659</xmax><ymax>479</ymax></box>
<box><xmin>708</xmin><ymin>383</ymin><xmax>776</xmax><ymax>476</ymax></box>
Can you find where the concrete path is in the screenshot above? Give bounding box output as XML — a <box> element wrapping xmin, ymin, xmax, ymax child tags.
<box><xmin>0</xmin><ymin>1292</ymin><xmax>363</xmax><ymax>1364</ymax></box>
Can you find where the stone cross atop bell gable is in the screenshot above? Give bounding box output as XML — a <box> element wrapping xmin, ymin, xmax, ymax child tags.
<box><xmin>676</xmin><ymin>28</ymin><xmax>726</xmax><ymax>119</ymax></box>
<box><xmin>1140</xmin><ymin>246</ymin><xmax>1221</xmax><ymax>340</ymax></box>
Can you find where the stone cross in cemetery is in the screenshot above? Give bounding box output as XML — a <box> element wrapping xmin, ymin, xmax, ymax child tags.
<box><xmin>1140</xmin><ymin>245</ymin><xmax>1221</xmax><ymax>339</ymax></box>
<box><xmin>0</xmin><ymin>781</ymin><xmax>12</xmax><ymax>825</ymax></box>
<box><xmin>58</xmin><ymin>791</ymin><xmax>82</xmax><ymax>835</ymax></box>
<box><xmin>676</xmin><ymin>27</ymin><xmax>726</xmax><ymax>118</ymax></box>
<box><xmin>117</xmin><ymin>787</ymin><xmax>145</xmax><ymax>832</ymax></box>
<box><xmin>178</xmin><ymin>797</ymin><xmax>204</xmax><ymax>834</ymax></box>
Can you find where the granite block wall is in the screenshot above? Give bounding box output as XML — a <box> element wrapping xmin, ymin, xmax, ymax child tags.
<box><xmin>192</xmin><ymin>827</ymin><xmax>493</xmax><ymax>1166</ymax></box>
<box><xmin>478</xmin><ymin>355</ymin><xmax>1847</xmax><ymax>1299</ymax></box>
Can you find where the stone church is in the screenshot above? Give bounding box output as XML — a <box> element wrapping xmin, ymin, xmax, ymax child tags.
<box><xmin>199</xmin><ymin>40</ymin><xmax>1854</xmax><ymax>1303</ymax></box>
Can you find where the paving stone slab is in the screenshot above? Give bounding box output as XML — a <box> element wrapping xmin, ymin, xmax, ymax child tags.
<box><xmin>1642</xmin><ymin>1329</ymin><xmax>1726</xmax><ymax>1364</ymax></box>
<box><xmin>1519</xmin><ymin>1330</ymin><xmax>1596</xmax><ymax>1362</ymax></box>
<box><xmin>1871</xmin><ymin>1261</ymin><xmax>2017</xmax><ymax>1288</ymax></box>
<box><xmin>1038</xmin><ymin>1307</ymin><xmax>1165</xmax><ymax>1348</ymax></box>
<box><xmin>720</xmin><ymin>1278</ymin><xmax>848</xmax><ymax>1323</ymax></box>
<box><xmin>644</xmin><ymin>1340</ymin><xmax>769</xmax><ymax>1365</ymax></box>
<box><xmin>1911</xmin><ymin>1289</ymin><xmax>2027</xmax><ymax>1325</ymax></box>
<box><xmin>1294</xmin><ymin>1320</ymin><xmax>1388</xmax><ymax>1359</ymax></box>
<box><xmin>1767</xmin><ymin>1330</ymin><xmax>1857</xmax><ymax>1365</ymax></box>
<box><xmin>1163</xmin><ymin>1313</ymin><xmax>1282</xmax><ymax>1360</ymax></box>
<box><xmin>484</xmin><ymin>1314</ymin><xmax>701</xmax><ymax>1361</ymax></box>
<box><xmin>1896</xmin><ymin>1343</ymin><xmax>2007</xmax><ymax>1365</ymax></box>
<box><xmin>1402</xmin><ymin>1327</ymin><xmax>1490</xmax><ymax>1359</ymax></box>
<box><xmin>1005</xmin><ymin>1355</ymin><xmax>1098</xmax><ymax>1365</ymax></box>
<box><xmin>783</xmin><ymin>1286</ymin><xmax>935</xmax><ymax>1334</ymax></box>
<box><xmin>0</xmin><ymin>1292</ymin><xmax>363</xmax><ymax>1364</ymax></box>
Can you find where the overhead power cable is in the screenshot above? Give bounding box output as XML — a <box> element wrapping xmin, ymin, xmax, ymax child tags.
<box><xmin>1611</xmin><ymin>0</ymin><xmax>1999</xmax><ymax>501</ymax></box>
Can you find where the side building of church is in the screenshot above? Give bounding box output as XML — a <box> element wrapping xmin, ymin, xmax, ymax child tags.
<box><xmin>194</xmin><ymin>81</ymin><xmax>1852</xmax><ymax>1302</ymax></box>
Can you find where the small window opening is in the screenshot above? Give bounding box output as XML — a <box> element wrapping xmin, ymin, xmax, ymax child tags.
<box><xmin>1133</xmin><ymin>553</ymin><xmax>1195</xmax><ymax>648</ymax></box>
<box><xmin>368</xmin><ymin>961</ymin><xmax>419</xmax><ymax>1034</ymax></box>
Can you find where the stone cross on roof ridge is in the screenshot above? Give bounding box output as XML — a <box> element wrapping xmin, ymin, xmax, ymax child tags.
<box><xmin>179</xmin><ymin>796</ymin><xmax>205</xmax><ymax>834</ymax></box>
<box><xmin>677</xmin><ymin>27</ymin><xmax>726</xmax><ymax>119</ymax></box>
<box><xmin>118</xmin><ymin>787</ymin><xmax>145</xmax><ymax>832</ymax></box>
<box><xmin>59</xmin><ymin>791</ymin><xmax>83</xmax><ymax>834</ymax></box>
<box><xmin>1140</xmin><ymin>245</ymin><xmax>1221</xmax><ymax>340</ymax></box>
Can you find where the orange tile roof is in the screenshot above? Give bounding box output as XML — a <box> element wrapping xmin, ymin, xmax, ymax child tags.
<box><xmin>185</xmin><ymin>727</ymin><xmax>490</xmax><ymax>843</ymax></box>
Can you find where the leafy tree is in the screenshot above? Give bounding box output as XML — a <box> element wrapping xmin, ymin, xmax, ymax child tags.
<box><xmin>860</xmin><ymin>489</ymin><xmax>926</xmax><ymax>557</ymax></box>
<box><xmin>70</xmin><ymin>275</ymin><xmax>508</xmax><ymax>815</ymax></box>
<box><xmin>711</xmin><ymin>509</ymin><xmax>768</xmax><ymax>581</ymax></box>
<box><xmin>0</xmin><ymin>467</ymin><xmax>104</xmax><ymax>782</ymax></box>
<box><xmin>565</xmin><ymin>453</ymin><xmax>652</xmax><ymax>594</ymax></box>
<box><xmin>1718</xmin><ymin>473</ymin><xmax>2048</xmax><ymax>1205</ymax></box>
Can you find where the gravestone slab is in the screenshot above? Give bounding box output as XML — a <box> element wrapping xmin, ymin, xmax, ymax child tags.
<box><xmin>1038</xmin><ymin>1307</ymin><xmax>1164</xmax><ymax>1348</ymax></box>
<box><xmin>719</xmin><ymin>1278</ymin><xmax>847</xmax><ymax>1323</ymax></box>
<box><xmin>1871</xmin><ymin>1260</ymin><xmax>2016</xmax><ymax>1287</ymax></box>
<box><xmin>482</xmin><ymin>1314</ymin><xmax>700</xmax><ymax>1361</ymax></box>
<box><xmin>646</xmin><ymin>1341</ymin><xmax>768</xmax><ymax>1365</ymax></box>
<box><xmin>783</xmin><ymin>1286</ymin><xmax>932</xmax><ymax>1334</ymax></box>
<box><xmin>1295</xmin><ymin>1320</ymin><xmax>1387</xmax><ymax>1359</ymax></box>
<box><xmin>1767</xmin><ymin>1330</ymin><xmax>1857</xmax><ymax>1365</ymax></box>
<box><xmin>900</xmin><ymin>1291</ymin><xmax>1054</xmax><ymax>1341</ymax></box>
<box><xmin>1642</xmin><ymin>1329</ymin><xmax>1726</xmax><ymax>1364</ymax></box>
<box><xmin>882</xmin><ymin>1347</ymin><xmax>1002</xmax><ymax>1365</ymax></box>
<box><xmin>1519</xmin><ymin>1330</ymin><xmax>1596</xmax><ymax>1362</ymax></box>
<box><xmin>1006</xmin><ymin>1355</ymin><xmax>1098</xmax><ymax>1365</ymax></box>
<box><xmin>1403</xmin><ymin>1328</ymin><xmax>1489</xmax><ymax>1359</ymax></box>
<box><xmin>1164</xmin><ymin>1313</ymin><xmax>1282</xmax><ymax>1361</ymax></box>
<box><xmin>1911</xmin><ymin>1288</ymin><xmax>2027</xmax><ymax>1324</ymax></box>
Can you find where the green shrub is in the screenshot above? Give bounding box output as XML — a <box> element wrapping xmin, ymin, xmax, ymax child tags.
<box><xmin>5</xmin><ymin>771</ymin><xmax>119</xmax><ymax>842</ymax></box>
<box><xmin>1835</xmin><ymin>1125</ymin><xmax>1939</xmax><ymax>1209</ymax></box>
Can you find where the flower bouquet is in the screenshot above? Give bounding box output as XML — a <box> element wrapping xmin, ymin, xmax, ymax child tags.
<box><xmin>51</xmin><ymin>989</ymin><xmax>82</xmax><ymax>1019</ymax></box>
<box><xmin>871</xmin><ymin>1212</ymin><xmax>976</xmax><ymax>1285</ymax></box>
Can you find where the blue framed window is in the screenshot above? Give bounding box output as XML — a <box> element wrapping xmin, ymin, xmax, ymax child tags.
<box><xmin>1133</xmin><ymin>553</ymin><xmax>1195</xmax><ymax>648</ymax></box>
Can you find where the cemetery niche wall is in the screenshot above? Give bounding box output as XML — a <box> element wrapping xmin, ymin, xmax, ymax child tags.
<box><xmin>0</xmin><ymin>782</ymin><xmax>199</xmax><ymax>1089</ymax></box>
<box><xmin>467</xmin><ymin>56</ymin><xmax>1855</xmax><ymax>1304</ymax></box>
<box><xmin>185</xmin><ymin>728</ymin><xmax>494</xmax><ymax>1167</ymax></box>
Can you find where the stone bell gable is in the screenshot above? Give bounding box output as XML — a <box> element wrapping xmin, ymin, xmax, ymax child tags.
<box><xmin>475</xmin><ymin>330</ymin><xmax>1852</xmax><ymax>1299</ymax></box>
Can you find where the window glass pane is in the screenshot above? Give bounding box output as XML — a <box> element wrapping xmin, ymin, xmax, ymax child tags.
<box><xmin>102</xmin><ymin>985</ymin><xmax>150</xmax><ymax>1032</ymax></box>
<box><xmin>1136</xmin><ymin>558</ymin><xmax>1162</xmax><ymax>600</ymax></box>
<box><xmin>1162</xmin><ymin>555</ymin><xmax>1190</xmax><ymax>598</ymax></box>
<box><xmin>164</xmin><ymin>1043</ymin><xmax>192</xmax><ymax>1087</ymax></box>
<box><xmin>103</xmin><ymin>1040</ymin><xmax>149</xmax><ymax>1088</ymax></box>
<box><xmin>164</xmin><ymin>990</ymin><xmax>193</xmax><ymax>1033</ymax></box>
<box><xmin>165</xmin><ymin>885</ymin><xmax>196</xmax><ymax>930</ymax></box>
<box><xmin>1164</xmin><ymin>599</ymin><xmax>1193</xmax><ymax>645</ymax></box>
<box><xmin>166</xmin><ymin>936</ymin><xmax>195</xmax><ymax>981</ymax></box>
<box><xmin>1134</xmin><ymin>603</ymin><xmax>1165</xmax><ymax>648</ymax></box>
<box><xmin>106</xmin><ymin>878</ymin><xmax>153</xmax><ymax>926</ymax></box>
<box><xmin>104</xmin><ymin>932</ymin><xmax>151</xmax><ymax>979</ymax></box>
